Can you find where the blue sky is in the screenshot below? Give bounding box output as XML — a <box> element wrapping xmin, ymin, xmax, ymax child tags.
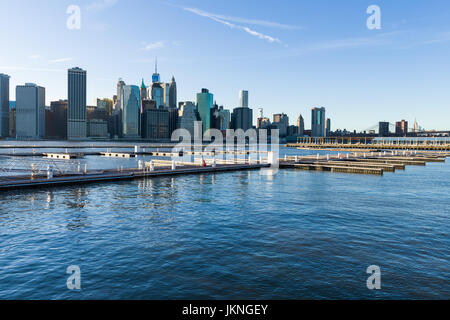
<box><xmin>1</xmin><ymin>0</ymin><xmax>450</xmax><ymax>131</ymax></box>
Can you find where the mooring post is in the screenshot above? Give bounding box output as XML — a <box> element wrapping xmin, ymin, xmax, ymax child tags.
<box><xmin>172</xmin><ymin>160</ymin><xmax>176</xmax><ymax>170</ymax></box>
<box><xmin>138</xmin><ymin>160</ymin><xmax>143</xmax><ymax>170</ymax></box>
<box><xmin>47</xmin><ymin>165</ymin><xmax>53</xmax><ymax>179</ymax></box>
<box><xmin>84</xmin><ymin>164</ymin><xmax>87</xmax><ymax>174</ymax></box>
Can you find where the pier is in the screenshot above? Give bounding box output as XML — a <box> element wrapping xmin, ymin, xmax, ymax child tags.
<box><xmin>279</xmin><ymin>151</ymin><xmax>448</xmax><ymax>176</ymax></box>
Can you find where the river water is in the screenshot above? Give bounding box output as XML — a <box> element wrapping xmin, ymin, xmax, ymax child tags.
<box><xmin>0</xmin><ymin>143</ymin><xmax>448</xmax><ymax>299</ymax></box>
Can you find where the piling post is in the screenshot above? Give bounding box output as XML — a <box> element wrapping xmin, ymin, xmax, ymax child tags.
<box><xmin>84</xmin><ymin>164</ymin><xmax>88</xmax><ymax>174</ymax></box>
<box><xmin>172</xmin><ymin>160</ymin><xmax>177</xmax><ymax>170</ymax></box>
<box><xmin>47</xmin><ymin>165</ymin><xmax>53</xmax><ymax>179</ymax></box>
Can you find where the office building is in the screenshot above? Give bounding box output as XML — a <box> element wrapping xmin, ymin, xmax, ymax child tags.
<box><xmin>96</xmin><ymin>98</ymin><xmax>113</xmax><ymax>116</ymax></box>
<box><xmin>0</xmin><ymin>73</ymin><xmax>10</xmax><ymax>137</ymax></box>
<box><xmin>395</xmin><ymin>120</ymin><xmax>408</xmax><ymax>136</ymax></box>
<box><xmin>231</xmin><ymin>107</ymin><xmax>253</xmax><ymax>131</ymax></box>
<box><xmin>87</xmin><ymin>120</ymin><xmax>108</xmax><ymax>138</ymax></box>
<box><xmin>16</xmin><ymin>83</ymin><xmax>45</xmax><ymax>139</ymax></box>
<box><xmin>379</xmin><ymin>121</ymin><xmax>390</xmax><ymax>137</ymax></box>
<box><xmin>169</xmin><ymin>76</ymin><xmax>177</xmax><ymax>109</ymax></box>
<box><xmin>239</xmin><ymin>90</ymin><xmax>249</xmax><ymax>108</ymax></box>
<box><xmin>211</xmin><ymin>104</ymin><xmax>231</xmax><ymax>132</ymax></box>
<box><xmin>311</xmin><ymin>107</ymin><xmax>326</xmax><ymax>137</ymax></box>
<box><xmin>273</xmin><ymin>113</ymin><xmax>289</xmax><ymax>137</ymax></box>
<box><xmin>46</xmin><ymin>100</ymin><xmax>68</xmax><ymax>139</ymax></box>
<box><xmin>68</xmin><ymin>67</ymin><xmax>87</xmax><ymax>139</ymax></box>
<box><xmin>121</xmin><ymin>85</ymin><xmax>140</xmax><ymax>138</ymax></box>
<box><xmin>257</xmin><ymin>117</ymin><xmax>270</xmax><ymax>129</ymax></box>
<box><xmin>149</xmin><ymin>82</ymin><xmax>164</xmax><ymax>109</ymax></box>
<box><xmin>9</xmin><ymin>108</ymin><xmax>16</xmax><ymax>138</ymax></box>
<box><xmin>325</xmin><ymin>118</ymin><xmax>331</xmax><ymax>137</ymax></box>
<box><xmin>177</xmin><ymin>101</ymin><xmax>199</xmax><ymax>137</ymax></box>
<box><xmin>152</xmin><ymin>58</ymin><xmax>160</xmax><ymax>83</ymax></box>
<box><xmin>141</xmin><ymin>108</ymin><xmax>169</xmax><ymax>140</ymax></box>
<box><xmin>197</xmin><ymin>88</ymin><xmax>213</xmax><ymax>136</ymax></box>
<box><xmin>297</xmin><ymin>115</ymin><xmax>305</xmax><ymax>136</ymax></box>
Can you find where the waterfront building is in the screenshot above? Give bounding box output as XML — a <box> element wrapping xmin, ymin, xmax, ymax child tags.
<box><xmin>231</xmin><ymin>107</ymin><xmax>253</xmax><ymax>131</ymax></box>
<box><xmin>197</xmin><ymin>88</ymin><xmax>213</xmax><ymax>136</ymax></box>
<box><xmin>96</xmin><ymin>98</ymin><xmax>113</xmax><ymax>116</ymax></box>
<box><xmin>287</xmin><ymin>125</ymin><xmax>299</xmax><ymax>137</ymax></box>
<box><xmin>141</xmin><ymin>108</ymin><xmax>169</xmax><ymax>140</ymax></box>
<box><xmin>141</xmin><ymin>99</ymin><xmax>157</xmax><ymax>112</ymax></box>
<box><xmin>325</xmin><ymin>118</ymin><xmax>331</xmax><ymax>137</ymax></box>
<box><xmin>149</xmin><ymin>82</ymin><xmax>164</xmax><ymax>109</ymax></box>
<box><xmin>113</xmin><ymin>79</ymin><xmax>126</xmax><ymax>113</ymax></box>
<box><xmin>162</xmin><ymin>83</ymin><xmax>170</xmax><ymax>108</ymax></box>
<box><xmin>273</xmin><ymin>113</ymin><xmax>289</xmax><ymax>137</ymax></box>
<box><xmin>46</xmin><ymin>100</ymin><xmax>68</xmax><ymax>139</ymax></box>
<box><xmin>140</xmin><ymin>79</ymin><xmax>147</xmax><ymax>107</ymax></box>
<box><xmin>169</xmin><ymin>76</ymin><xmax>177</xmax><ymax>109</ymax></box>
<box><xmin>395</xmin><ymin>120</ymin><xmax>408</xmax><ymax>137</ymax></box>
<box><xmin>311</xmin><ymin>107</ymin><xmax>326</xmax><ymax>137</ymax></box>
<box><xmin>168</xmin><ymin>107</ymin><xmax>178</xmax><ymax>138</ymax></box>
<box><xmin>87</xmin><ymin>120</ymin><xmax>108</xmax><ymax>138</ymax></box>
<box><xmin>9</xmin><ymin>108</ymin><xmax>16</xmax><ymax>138</ymax></box>
<box><xmin>211</xmin><ymin>103</ymin><xmax>231</xmax><ymax>132</ymax></box>
<box><xmin>177</xmin><ymin>101</ymin><xmax>199</xmax><ymax>137</ymax></box>
<box><xmin>379</xmin><ymin>121</ymin><xmax>390</xmax><ymax>137</ymax></box>
<box><xmin>239</xmin><ymin>90</ymin><xmax>249</xmax><ymax>108</ymax></box>
<box><xmin>121</xmin><ymin>85</ymin><xmax>140</xmax><ymax>138</ymax></box>
<box><xmin>0</xmin><ymin>73</ymin><xmax>10</xmax><ymax>137</ymax></box>
<box><xmin>67</xmin><ymin>67</ymin><xmax>87</xmax><ymax>139</ymax></box>
<box><xmin>16</xmin><ymin>83</ymin><xmax>45</xmax><ymax>139</ymax></box>
<box><xmin>297</xmin><ymin>114</ymin><xmax>305</xmax><ymax>136</ymax></box>
<box><xmin>257</xmin><ymin>117</ymin><xmax>270</xmax><ymax>129</ymax></box>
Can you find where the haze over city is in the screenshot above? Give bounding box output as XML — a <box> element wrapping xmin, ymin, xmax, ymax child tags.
<box><xmin>1</xmin><ymin>0</ymin><xmax>450</xmax><ymax>130</ymax></box>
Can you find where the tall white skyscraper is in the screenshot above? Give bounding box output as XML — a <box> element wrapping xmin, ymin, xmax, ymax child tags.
<box><xmin>0</xmin><ymin>73</ymin><xmax>10</xmax><ymax>137</ymax></box>
<box><xmin>15</xmin><ymin>83</ymin><xmax>45</xmax><ymax>139</ymax></box>
<box><xmin>239</xmin><ymin>90</ymin><xmax>249</xmax><ymax>108</ymax></box>
<box><xmin>68</xmin><ymin>67</ymin><xmax>87</xmax><ymax>139</ymax></box>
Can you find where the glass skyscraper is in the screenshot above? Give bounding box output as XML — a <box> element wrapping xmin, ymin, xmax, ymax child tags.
<box><xmin>196</xmin><ymin>88</ymin><xmax>213</xmax><ymax>137</ymax></box>
<box><xmin>121</xmin><ymin>85</ymin><xmax>140</xmax><ymax>137</ymax></box>
<box><xmin>15</xmin><ymin>83</ymin><xmax>45</xmax><ymax>139</ymax></box>
<box><xmin>311</xmin><ymin>107</ymin><xmax>326</xmax><ymax>137</ymax></box>
<box><xmin>0</xmin><ymin>73</ymin><xmax>10</xmax><ymax>137</ymax></box>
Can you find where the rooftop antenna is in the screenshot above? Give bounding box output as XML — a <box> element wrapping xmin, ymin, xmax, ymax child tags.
<box><xmin>155</xmin><ymin>57</ymin><xmax>158</xmax><ymax>74</ymax></box>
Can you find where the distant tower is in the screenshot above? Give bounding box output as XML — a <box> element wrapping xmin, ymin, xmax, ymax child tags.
<box><xmin>152</xmin><ymin>58</ymin><xmax>160</xmax><ymax>83</ymax></box>
<box><xmin>413</xmin><ymin>119</ymin><xmax>419</xmax><ymax>133</ymax></box>
<box><xmin>169</xmin><ymin>76</ymin><xmax>177</xmax><ymax>109</ymax></box>
<box><xmin>258</xmin><ymin>108</ymin><xmax>263</xmax><ymax>119</ymax></box>
<box><xmin>0</xmin><ymin>73</ymin><xmax>10</xmax><ymax>137</ymax></box>
<box><xmin>297</xmin><ymin>114</ymin><xmax>304</xmax><ymax>136</ymax></box>
<box><xmin>311</xmin><ymin>107</ymin><xmax>326</xmax><ymax>137</ymax></box>
<box><xmin>239</xmin><ymin>90</ymin><xmax>249</xmax><ymax>108</ymax></box>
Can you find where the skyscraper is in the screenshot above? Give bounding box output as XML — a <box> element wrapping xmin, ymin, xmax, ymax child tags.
<box><xmin>197</xmin><ymin>88</ymin><xmax>213</xmax><ymax>136</ymax></box>
<box><xmin>311</xmin><ymin>107</ymin><xmax>326</xmax><ymax>137</ymax></box>
<box><xmin>121</xmin><ymin>85</ymin><xmax>140</xmax><ymax>138</ymax></box>
<box><xmin>15</xmin><ymin>83</ymin><xmax>45</xmax><ymax>139</ymax></box>
<box><xmin>149</xmin><ymin>82</ymin><xmax>164</xmax><ymax>109</ymax></box>
<box><xmin>273</xmin><ymin>113</ymin><xmax>289</xmax><ymax>137</ymax></box>
<box><xmin>68</xmin><ymin>67</ymin><xmax>87</xmax><ymax>139</ymax></box>
<box><xmin>152</xmin><ymin>58</ymin><xmax>160</xmax><ymax>83</ymax></box>
<box><xmin>140</xmin><ymin>79</ymin><xmax>147</xmax><ymax>106</ymax></box>
<box><xmin>297</xmin><ymin>115</ymin><xmax>305</xmax><ymax>136</ymax></box>
<box><xmin>169</xmin><ymin>76</ymin><xmax>177</xmax><ymax>109</ymax></box>
<box><xmin>239</xmin><ymin>90</ymin><xmax>249</xmax><ymax>108</ymax></box>
<box><xmin>0</xmin><ymin>73</ymin><xmax>10</xmax><ymax>137</ymax></box>
<box><xmin>162</xmin><ymin>83</ymin><xmax>170</xmax><ymax>108</ymax></box>
<box><xmin>379</xmin><ymin>121</ymin><xmax>389</xmax><ymax>137</ymax></box>
<box><xmin>325</xmin><ymin>118</ymin><xmax>331</xmax><ymax>137</ymax></box>
<box><xmin>177</xmin><ymin>101</ymin><xmax>199</xmax><ymax>137</ymax></box>
<box><xmin>395</xmin><ymin>120</ymin><xmax>408</xmax><ymax>136</ymax></box>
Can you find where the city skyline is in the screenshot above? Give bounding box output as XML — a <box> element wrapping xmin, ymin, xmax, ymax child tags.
<box><xmin>1</xmin><ymin>1</ymin><xmax>450</xmax><ymax>130</ymax></box>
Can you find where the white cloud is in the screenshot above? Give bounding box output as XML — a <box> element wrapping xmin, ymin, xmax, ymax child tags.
<box><xmin>50</xmin><ymin>57</ymin><xmax>73</xmax><ymax>63</ymax></box>
<box><xmin>184</xmin><ymin>7</ymin><xmax>299</xmax><ymax>29</ymax></box>
<box><xmin>143</xmin><ymin>41</ymin><xmax>166</xmax><ymax>51</ymax></box>
<box><xmin>183</xmin><ymin>7</ymin><xmax>283</xmax><ymax>44</ymax></box>
<box><xmin>87</xmin><ymin>0</ymin><xmax>118</xmax><ymax>12</ymax></box>
<box><xmin>29</xmin><ymin>55</ymin><xmax>41</xmax><ymax>60</ymax></box>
